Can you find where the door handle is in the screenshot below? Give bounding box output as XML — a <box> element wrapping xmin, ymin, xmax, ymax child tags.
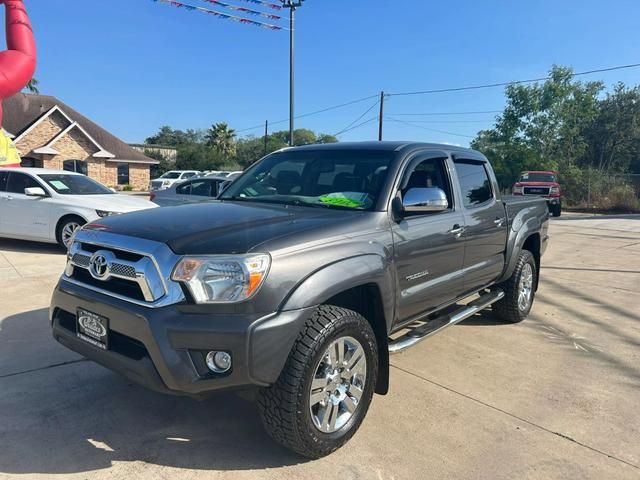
<box><xmin>5</xmin><ymin>195</ymin><xmax>13</xmax><ymax>201</ymax></box>
<box><xmin>494</xmin><ymin>217</ymin><xmax>506</xmax><ymax>226</ymax></box>
<box><xmin>448</xmin><ymin>224</ymin><xmax>465</xmax><ymax>237</ymax></box>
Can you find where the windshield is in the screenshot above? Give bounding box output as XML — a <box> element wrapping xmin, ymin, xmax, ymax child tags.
<box><xmin>160</xmin><ymin>171</ymin><xmax>181</xmax><ymax>179</ymax></box>
<box><xmin>38</xmin><ymin>174</ymin><xmax>114</xmax><ymax>195</ymax></box>
<box><xmin>519</xmin><ymin>172</ymin><xmax>557</xmax><ymax>183</ymax></box>
<box><xmin>219</xmin><ymin>150</ymin><xmax>394</xmax><ymax>211</ymax></box>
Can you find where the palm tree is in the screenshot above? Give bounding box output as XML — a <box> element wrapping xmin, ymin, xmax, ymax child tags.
<box><xmin>25</xmin><ymin>78</ymin><xmax>39</xmax><ymax>94</ymax></box>
<box><xmin>205</xmin><ymin>122</ymin><xmax>237</xmax><ymax>157</ymax></box>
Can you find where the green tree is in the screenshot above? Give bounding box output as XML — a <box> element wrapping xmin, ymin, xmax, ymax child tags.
<box><xmin>471</xmin><ymin>65</ymin><xmax>604</xmax><ymax>188</ymax></box>
<box><xmin>24</xmin><ymin>78</ymin><xmax>39</xmax><ymax>94</ymax></box>
<box><xmin>145</xmin><ymin>126</ymin><xmax>203</xmax><ymax>146</ymax></box>
<box><xmin>205</xmin><ymin>122</ymin><xmax>237</xmax><ymax>158</ymax></box>
<box><xmin>582</xmin><ymin>83</ymin><xmax>640</xmax><ymax>173</ymax></box>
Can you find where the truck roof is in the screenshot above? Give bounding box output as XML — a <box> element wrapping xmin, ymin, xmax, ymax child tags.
<box><xmin>282</xmin><ymin>141</ymin><xmax>482</xmax><ymax>156</ymax></box>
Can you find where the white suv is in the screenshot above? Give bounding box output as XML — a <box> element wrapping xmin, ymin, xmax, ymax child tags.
<box><xmin>149</xmin><ymin>170</ymin><xmax>200</xmax><ymax>191</ymax></box>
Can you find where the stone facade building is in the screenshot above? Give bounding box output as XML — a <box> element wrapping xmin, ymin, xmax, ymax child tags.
<box><xmin>2</xmin><ymin>94</ymin><xmax>158</xmax><ymax>190</ymax></box>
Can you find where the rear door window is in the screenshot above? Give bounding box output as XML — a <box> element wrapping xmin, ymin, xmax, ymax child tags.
<box><xmin>176</xmin><ymin>180</ymin><xmax>212</xmax><ymax>197</ymax></box>
<box><xmin>190</xmin><ymin>180</ymin><xmax>212</xmax><ymax>197</ymax></box>
<box><xmin>454</xmin><ymin>160</ymin><xmax>493</xmax><ymax>207</ymax></box>
<box><xmin>6</xmin><ymin>172</ymin><xmax>41</xmax><ymax>194</ymax></box>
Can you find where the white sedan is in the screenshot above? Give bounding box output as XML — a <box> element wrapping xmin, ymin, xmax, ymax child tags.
<box><xmin>0</xmin><ymin>168</ymin><xmax>157</xmax><ymax>248</ymax></box>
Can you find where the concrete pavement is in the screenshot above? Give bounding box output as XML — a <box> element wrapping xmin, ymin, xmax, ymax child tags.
<box><xmin>0</xmin><ymin>213</ymin><xmax>638</xmax><ymax>479</ymax></box>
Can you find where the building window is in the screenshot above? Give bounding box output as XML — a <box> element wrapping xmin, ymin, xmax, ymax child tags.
<box><xmin>21</xmin><ymin>157</ymin><xmax>43</xmax><ymax>168</ymax></box>
<box><xmin>117</xmin><ymin>163</ymin><xmax>130</xmax><ymax>185</ymax></box>
<box><xmin>63</xmin><ymin>159</ymin><xmax>88</xmax><ymax>175</ymax></box>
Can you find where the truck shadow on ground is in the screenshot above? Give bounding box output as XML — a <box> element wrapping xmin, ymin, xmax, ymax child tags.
<box><xmin>0</xmin><ymin>238</ymin><xmax>65</xmax><ymax>254</ymax></box>
<box><xmin>0</xmin><ymin>309</ymin><xmax>306</xmax><ymax>475</ymax></box>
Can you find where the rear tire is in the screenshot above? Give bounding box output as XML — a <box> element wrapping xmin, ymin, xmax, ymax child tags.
<box><xmin>258</xmin><ymin>305</ymin><xmax>378</xmax><ymax>458</ymax></box>
<box><xmin>551</xmin><ymin>204</ymin><xmax>561</xmax><ymax>217</ymax></box>
<box><xmin>493</xmin><ymin>249</ymin><xmax>537</xmax><ymax>323</ymax></box>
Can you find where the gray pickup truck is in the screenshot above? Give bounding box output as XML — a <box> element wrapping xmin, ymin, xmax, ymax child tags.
<box><xmin>51</xmin><ymin>142</ymin><xmax>549</xmax><ymax>458</ymax></box>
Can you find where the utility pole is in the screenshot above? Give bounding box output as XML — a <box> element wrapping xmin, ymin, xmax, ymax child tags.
<box><xmin>378</xmin><ymin>91</ymin><xmax>385</xmax><ymax>141</ymax></box>
<box><xmin>264</xmin><ymin>120</ymin><xmax>269</xmax><ymax>156</ymax></box>
<box><xmin>282</xmin><ymin>1</ymin><xmax>305</xmax><ymax>147</ymax></box>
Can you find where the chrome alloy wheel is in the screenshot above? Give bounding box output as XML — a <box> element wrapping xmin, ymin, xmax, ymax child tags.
<box><xmin>309</xmin><ymin>336</ymin><xmax>367</xmax><ymax>434</ymax></box>
<box><xmin>518</xmin><ymin>263</ymin><xmax>534</xmax><ymax>311</ymax></box>
<box><xmin>61</xmin><ymin>221</ymin><xmax>81</xmax><ymax>248</ymax></box>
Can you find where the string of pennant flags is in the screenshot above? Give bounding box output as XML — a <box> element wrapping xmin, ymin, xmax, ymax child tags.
<box><xmin>235</xmin><ymin>0</ymin><xmax>283</xmax><ymax>9</ymax></box>
<box><xmin>200</xmin><ymin>0</ymin><xmax>283</xmax><ymax>20</ymax></box>
<box><xmin>152</xmin><ymin>0</ymin><xmax>287</xmax><ymax>31</ymax></box>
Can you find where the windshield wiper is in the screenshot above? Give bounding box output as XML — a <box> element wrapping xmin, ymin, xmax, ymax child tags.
<box><xmin>223</xmin><ymin>196</ymin><xmax>300</xmax><ymax>206</ymax></box>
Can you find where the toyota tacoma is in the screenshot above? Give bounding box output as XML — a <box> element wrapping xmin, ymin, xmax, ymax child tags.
<box><xmin>51</xmin><ymin>142</ymin><xmax>549</xmax><ymax>458</ymax></box>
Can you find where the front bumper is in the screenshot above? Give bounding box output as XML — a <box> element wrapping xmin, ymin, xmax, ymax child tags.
<box><xmin>545</xmin><ymin>197</ymin><xmax>561</xmax><ymax>206</ymax></box>
<box><xmin>50</xmin><ymin>279</ymin><xmax>314</xmax><ymax>397</ymax></box>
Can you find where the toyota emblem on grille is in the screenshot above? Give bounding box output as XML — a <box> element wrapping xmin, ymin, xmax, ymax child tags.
<box><xmin>89</xmin><ymin>251</ymin><xmax>111</xmax><ymax>280</ymax></box>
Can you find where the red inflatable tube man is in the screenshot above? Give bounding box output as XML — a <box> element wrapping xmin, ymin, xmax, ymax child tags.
<box><xmin>0</xmin><ymin>0</ymin><xmax>36</xmax><ymax>168</ymax></box>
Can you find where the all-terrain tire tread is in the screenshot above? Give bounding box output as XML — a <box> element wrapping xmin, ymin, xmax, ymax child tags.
<box><xmin>257</xmin><ymin>305</ymin><xmax>377</xmax><ymax>458</ymax></box>
<box><xmin>493</xmin><ymin>249</ymin><xmax>536</xmax><ymax>323</ymax></box>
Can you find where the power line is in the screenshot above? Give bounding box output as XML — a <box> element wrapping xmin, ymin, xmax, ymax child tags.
<box><xmin>237</xmin><ymin>93</ymin><xmax>379</xmax><ymax>133</ymax></box>
<box><xmin>388</xmin><ymin>119</ymin><xmax>495</xmax><ymax>124</ymax></box>
<box><xmin>387</xmin><ymin>62</ymin><xmax>640</xmax><ymax>97</ymax></box>
<box><xmin>335</xmin><ymin>116</ymin><xmax>379</xmax><ymax>136</ymax></box>
<box><xmin>333</xmin><ymin>99</ymin><xmax>380</xmax><ymax>136</ymax></box>
<box><xmin>386</xmin><ymin>116</ymin><xmax>476</xmax><ymax>139</ymax></box>
<box><xmin>391</xmin><ymin>110</ymin><xmax>503</xmax><ymax>116</ymax></box>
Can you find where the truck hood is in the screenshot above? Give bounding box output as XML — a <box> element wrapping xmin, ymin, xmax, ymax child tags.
<box><xmin>66</xmin><ymin>194</ymin><xmax>158</xmax><ymax>213</ymax></box>
<box><xmin>84</xmin><ymin>200</ymin><xmax>363</xmax><ymax>255</ymax></box>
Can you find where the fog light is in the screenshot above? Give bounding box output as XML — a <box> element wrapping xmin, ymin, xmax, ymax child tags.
<box><xmin>205</xmin><ymin>351</ymin><xmax>232</xmax><ymax>373</ymax></box>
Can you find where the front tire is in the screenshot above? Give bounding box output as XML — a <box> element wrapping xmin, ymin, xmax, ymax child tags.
<box><xmin>551</xmin><ymin>203</ymin><xmax>561</xmax><ymax>217</ymax></box>
<box><xmin>258</xmin><ymin>305</ymin><xmax>378</xmax><ymax>458</ymax></box>
<box><xmin>56</xmin><ymin>216</ymin><xmax>85</xmax><ymax>249</ymax></box>
<box><xmin>493</xmin><ymin>249</ymin><xmax>537</xmax><ymax>323</ymax></box>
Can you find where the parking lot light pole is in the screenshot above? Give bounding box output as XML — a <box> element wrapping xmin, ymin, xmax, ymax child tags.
<box><xmin>282</xmin><ymin>0</ymin><xmax>304</xmax><ymax>147</ymax></box>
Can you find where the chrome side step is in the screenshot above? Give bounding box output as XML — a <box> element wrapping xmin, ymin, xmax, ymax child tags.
<box><xmin>388</xmin><ymin>289</ymin><xmax>505</xmax><ymax>354</ymax></box>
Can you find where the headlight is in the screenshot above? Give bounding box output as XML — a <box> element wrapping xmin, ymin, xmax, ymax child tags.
<box><xmin>96</xmin><ymin>210</ymin><xmax>119</xmax><ymax>217</ymax></box>
<box><xmin>513</xmin><ymin>186</ymin><xmax>523</xmax><ymax>194</ymax></box>
<box><xmin>550</xmin><ymin>186</ymin><xmax>560</xmax><ymax>195</ymax></box>
<box><xmin>163</xmin><ymin>180</ymin><xmax>171</xmax><ymax>185</ymax></box>
<box><xmin>171</xmin><ymin>254</ymin><xmax>270</xmax><ymax>303</ymax></box>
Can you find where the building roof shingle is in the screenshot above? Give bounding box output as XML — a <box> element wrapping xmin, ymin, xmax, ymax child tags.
<box><xmin>2</xmin><ymin>93</ymin><xmax>157</xmax><ymax>164</ymax></box>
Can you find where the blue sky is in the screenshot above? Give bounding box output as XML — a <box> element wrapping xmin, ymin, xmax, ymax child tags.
<box><xmin>8</xmin><ymin>0</ymin><xmax>640</xmax><ymax>145</ymax></box>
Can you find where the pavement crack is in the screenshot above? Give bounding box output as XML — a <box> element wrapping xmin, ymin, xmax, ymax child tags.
<box><xmin>0</xmin><ymin>358</ymin><xmax>87</xmax><ymax>379</ymax></box>
<box><xmin>0</xmin><ymin>251</ymin><xmax>22</xmax><ymax>278</ymax></box>
<box><xmin>390</xmin><ymin>363</ymin><xmax>639</xmax><ymax>471</ymax></box>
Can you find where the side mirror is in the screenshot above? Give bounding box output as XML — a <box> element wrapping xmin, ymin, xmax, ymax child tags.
<box><xmin>402</xmin><ymin>187</ymin><xmax>448</xmax><ymax>213</ymax></box>
<box><xmin>24</xmin><ymin>187</ymin><xmax>47</xmax><ymax>197</ymax></box>
<box><xmin>110</xmin><ymin>187</ymin><xmax>117</xmax><ymax>193</ymax></box>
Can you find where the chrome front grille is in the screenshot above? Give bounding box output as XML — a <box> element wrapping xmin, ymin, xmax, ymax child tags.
<box><xmin>63</xmin><ymin>230</ymin><xmax>186</xmax><ymax>308</ymax></box>
<box><xmin>71</xmin><ymin>252</ymin><xmax>91</xmax><ymax>268</ymax></box>
<box><xmin>109</xmin><ymin>263</ymin><xmax>137</xmax><ymax>279</ymax></box>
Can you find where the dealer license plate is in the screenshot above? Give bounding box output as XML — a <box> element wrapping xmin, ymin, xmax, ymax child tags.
<box><xmin>76</xmin><ymin>308</ymin><xmax>109</xmax><ymax>350</ymax></box>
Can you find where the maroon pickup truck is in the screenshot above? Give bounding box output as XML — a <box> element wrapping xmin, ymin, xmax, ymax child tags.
<box><xmin>513</xmin><ymin>170</ymin><xmax>561</xmax><ymax>216</ymax></box>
